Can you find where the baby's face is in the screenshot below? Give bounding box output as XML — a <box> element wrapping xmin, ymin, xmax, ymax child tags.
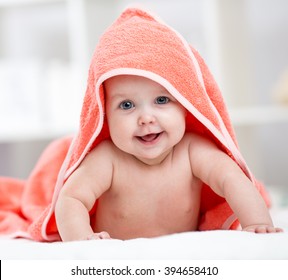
<box><xmin>104</xmin><ymin>75</ymin><xmax>186</xmax><ymax>165</ymax></box>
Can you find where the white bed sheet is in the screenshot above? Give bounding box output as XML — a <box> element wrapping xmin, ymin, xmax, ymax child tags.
<box><xmin>0</xmin><ymin>207</ymin><xmax>287</xmax><ymax>260</ymax></box>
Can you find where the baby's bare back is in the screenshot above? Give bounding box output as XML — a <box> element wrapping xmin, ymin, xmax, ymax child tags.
<box><xmin>91</xmin><ymin>138</ymin><xmax>202</xmax><ymax>239</ymax></box>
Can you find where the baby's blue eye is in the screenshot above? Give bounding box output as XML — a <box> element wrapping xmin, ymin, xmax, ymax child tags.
<box><xmin>156</xmin><ymin>96</ymin><xmax>170</xmax><ymax>104</ymax></box>
<box><xmin>119</xmin><ymin>100</ymin><xmax>134</xmax><ymax>110</ymax></box>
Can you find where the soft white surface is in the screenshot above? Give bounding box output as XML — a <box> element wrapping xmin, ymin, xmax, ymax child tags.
<box><xmin>0</xmin><ymin>208</ymin><xmax>287</xmax><ymax>260</ymax></box>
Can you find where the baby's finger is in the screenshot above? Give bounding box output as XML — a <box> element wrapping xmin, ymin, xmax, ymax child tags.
<box><xmin>276</xmin><ymin>228</ymin><xmax>284</xmax><ymax>233</ymax></box>
<box><xmin>254</xmin><ymin>226</ymin><xmax>267</xmax><ymax>233</ymax></box>
<box><xmin>98</xmin><ymin>231</ymin><xmax>111</xmax><ymax>239</ymax></box>
<box><xmin>87</xmin><ymin>232</ymin><xmax>110</xmax><ymax>240</ymax></box>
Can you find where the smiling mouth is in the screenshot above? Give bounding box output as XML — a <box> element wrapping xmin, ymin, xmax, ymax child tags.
<box><xmin>136</xmin><ymin>132</ymin><xmax>162</xmax><ymax>143</ymax></box>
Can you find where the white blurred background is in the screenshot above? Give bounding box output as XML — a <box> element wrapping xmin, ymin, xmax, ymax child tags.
<box><xmin>0</xmin><ymin>0</ymin><xmax>288</xmax><ymax>201</ymax></box>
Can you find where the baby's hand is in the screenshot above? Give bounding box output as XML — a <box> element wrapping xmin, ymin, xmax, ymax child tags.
<box><xmin>242</xmin><ymin>225</ymin><xmax>283</xmax><ymax>233</ymax></box>
<box><xmin>87</xmin><ymin>231</ymin><xmax>111</xmax><ymax>240</ymax></box>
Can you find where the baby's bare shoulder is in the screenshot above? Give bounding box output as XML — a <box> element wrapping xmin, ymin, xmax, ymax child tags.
<box><xmin>84</xmin><ymin>140</ymin><xmax>133</xmax><ymax>168</ymax></box>
<box><xmin>183</xmin><ymin>132</ymin><xmax>221</xmax><ymax>159</ymax></box>
<box><xmin>87</xmin><ymin>140</ymin><xmax>116</xmax><ymax>157</ymax></box>
<box><xmin>80</xmin><ymin>140</ymin><xmax>117</xmax><ymax>168</ymax></box>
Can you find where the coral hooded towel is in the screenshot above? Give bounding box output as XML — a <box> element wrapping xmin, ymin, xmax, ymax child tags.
<box><xmin>0</xmin><ymin>8</ymin><xmax>269</xmax><ymax>241</ymax></box>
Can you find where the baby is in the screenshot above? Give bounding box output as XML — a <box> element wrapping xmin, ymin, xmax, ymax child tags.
<box><xmin>55</xmin><ymin>74</ymin><xmax>283</xmax><ymax>241</ymax></box>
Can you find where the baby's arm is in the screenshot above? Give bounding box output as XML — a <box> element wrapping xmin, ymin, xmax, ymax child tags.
<box><xmin>189</xmin><ymin>134</ymin><xmax>283</xmax><ymax>233</ymax></box>
<box><xmin>55</xmin><ymin>142</ymin><xmax>113</xmax><ymax>241</ymax></box>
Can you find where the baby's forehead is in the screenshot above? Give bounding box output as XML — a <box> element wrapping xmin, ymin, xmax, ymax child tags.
<box><xmin>103</xmin><ymin>74</ymin><xmax>169</xmax><ymax>94</ymax></box>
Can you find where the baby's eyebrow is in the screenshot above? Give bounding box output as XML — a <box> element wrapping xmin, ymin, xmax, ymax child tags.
<box><xmin>159</xmin><ymin>90</ymin><xmax>171</xmax><ymax>95</ymax></box>
<box><xmin>108</xmin><ymin>92</ymin><xmax>131</xmax><ymax>100</ymax></box>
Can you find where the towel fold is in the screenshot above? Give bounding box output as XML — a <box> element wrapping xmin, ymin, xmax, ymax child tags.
<box><xmin>0</xmin><ymin>7</ymin><xmax>270</xmax><ymax>241</ymax></box>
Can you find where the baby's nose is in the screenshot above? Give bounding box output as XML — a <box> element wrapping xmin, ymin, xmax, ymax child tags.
<box><xmin>138</xmin><ymin>112</ymin><xmax>156</xmax><ymax>126</ymax></box>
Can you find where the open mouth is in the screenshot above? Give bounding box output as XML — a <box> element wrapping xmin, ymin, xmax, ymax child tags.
<box><xmin>136</xmin><ymin>132</ymin><xmax>162</xmax><ymax>143</ymax></box>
